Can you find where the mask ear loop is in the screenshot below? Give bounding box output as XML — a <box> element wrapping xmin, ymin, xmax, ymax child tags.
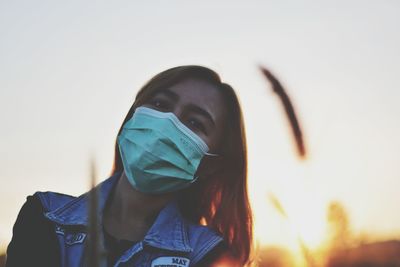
<box><xmin>187</xmin><ymin>153</ymin><xmax>221</xmax><ymax>187</ymax></box>
<box><xmin>189</xmin><ymin>175</ymin><xmax>200</xmax><ymax>184</ymax></box>
<box><xmin>204</xmin><ymin>152</ymin><xmax>219</xmax><ymax>157</ymax></box>
<box><xmin>175</xmin><ymin>175</ymin><xmax>199</xmax><ymax>192</ymax></box>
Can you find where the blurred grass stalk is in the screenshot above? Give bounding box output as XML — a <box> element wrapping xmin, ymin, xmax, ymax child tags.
<box><xmin>261</xmin><ymin>65</ymin><xmax>315</xmax><ymax>265</ymax></box>
<box><xmin>268</xmin><ymin>193</ymin><xmax>316</xmax><ymax>267</ymax></box>
<box><xmin>87</xmin><ymin>157</ymin><xmax>100</xmax><ymax>267</ymax></box>
<box><xmin>259</xmin><ymin>65</ymin><xmax>306</xmax><ymax>159</ymax></box>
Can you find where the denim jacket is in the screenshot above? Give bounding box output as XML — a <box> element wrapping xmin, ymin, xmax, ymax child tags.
<box><xmin>35</xmin><ymin>173</ymin><xmax>223</xmax><ymax>267</ymax></box>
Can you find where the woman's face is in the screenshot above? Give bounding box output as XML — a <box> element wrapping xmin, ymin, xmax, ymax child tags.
<box><xmin>141</xmin><ymin>78</ymin><xmax>228</xmax><ymax>154</ymax></box>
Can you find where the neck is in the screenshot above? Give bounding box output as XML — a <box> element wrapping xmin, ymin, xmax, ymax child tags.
<box><xmin>103</xmin><ymin>172</ymin><xmax>174</xmax><ymax>240</ymax></box>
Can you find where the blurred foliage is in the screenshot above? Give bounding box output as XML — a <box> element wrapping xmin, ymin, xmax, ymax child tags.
<box><xmin>327</xmin><ymin>201</ymin><xmax>351</xmax><ymax>251</ymax></box>
<box><xmin>255</xmin><ymin>201</ymin><xmax>400</xmax><ymax>266</ymax></box>
<box><xmin>327</xmin><ymin>240</ymin><xmax>400</xmax><ymax>267</ymax></box>
<box><xmin>0</xmin><ymin>253</ymin><xmax>5</xmax><ymax>267</ymax></box>
<box><xmin>257</xmin><ymin>246</ymin><xmax>295</xmax><ymax>267</ymax></box>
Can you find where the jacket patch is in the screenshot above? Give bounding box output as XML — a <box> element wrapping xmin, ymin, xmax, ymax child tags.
<box><xmin>65</xmin><ymin>233</ymin><xmax>86</xmax><ymax>245</ymax></box>
<box><xmin>151</xmin><ymin>256</ymin><xmax>190</xmax><ymax>267</ymax></box>
<box><xmin>55</xmin><ymin>225</ymin><xmax>65</xmax><ymax>235</ymax></box>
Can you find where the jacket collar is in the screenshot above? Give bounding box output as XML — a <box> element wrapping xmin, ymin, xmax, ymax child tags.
<box><xmin>45</xmin><ymin>172</ymin><xmax>193</xmax><ymax>253</ymax></box>
<box><xmin>45</xmin><ymin>172</ymin><xmax>120</xmax><ymax>226</ymax></box>
<box><xmin>143</xmin><ymin>200</ymin><xmax>192</xmax><ymax>252</ymax></box>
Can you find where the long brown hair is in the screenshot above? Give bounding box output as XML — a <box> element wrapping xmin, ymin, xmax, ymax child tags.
<box><xmin>111</xmin><ymin>65</ymin><xmax>253</xmax><ymax>265</ymax></box>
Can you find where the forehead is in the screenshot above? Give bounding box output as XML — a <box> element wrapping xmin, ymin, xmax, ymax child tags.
<box><xmin>158</xmin><ymin>78</ymin><xmax>228</xmax><ymax>118</ymax></box>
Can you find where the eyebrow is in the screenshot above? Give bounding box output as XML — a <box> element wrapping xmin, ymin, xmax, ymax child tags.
<box><xmin>155</xmin><ymin>89</ymin><xmax>179</xmax><ymax>101</ymax></box>
<box><xmin>154</xmin><ymin>89</ymin><xmax>216</xmax><ymax>126</ymax></box>
<box><xmin>186</xmin><ymin>104</ymin><xmax>216</xmax><ymax>127</ymax></box>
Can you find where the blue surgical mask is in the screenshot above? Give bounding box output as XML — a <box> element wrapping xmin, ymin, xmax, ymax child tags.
<box><xmin>117</xmin><ymin>106</ymin><xmax>217</xmax><ymax>194</ymax></box>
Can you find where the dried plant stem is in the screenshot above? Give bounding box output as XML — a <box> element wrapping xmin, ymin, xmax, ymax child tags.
<box><xmin>259</xmin><ymin>66</ymin><xmax>306</xmax><ymax>158</ymax></box>
<box><xmin>87</xmin><ymin>158</ymin><xmax>100</xmax><ymax>267</ymax></box>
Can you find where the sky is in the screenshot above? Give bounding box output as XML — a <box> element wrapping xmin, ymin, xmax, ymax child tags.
<box><xmin>1</xmin><ymin>0</ymin><xmax>400</xmax><ymax>253</ymax></box>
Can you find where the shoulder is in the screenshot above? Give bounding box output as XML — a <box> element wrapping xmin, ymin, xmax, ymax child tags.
<box><xmin>33</xmin><ymin>191</ymin><xmax>76</xmax><ymax>212</ymax></box>
<box><xmin>10</xmin><ymin>191</ymin><xmax>75</xmax><ymax>233</ymax></box>
<box><xmin>10</xmin><ymin>192</ymin><xmax>70</xmax><ymax>226</ymax></box>
<box><xmin>6</xmin><ymin>193</ymin><xmax>64</xmax><ymax>266</ymax></box>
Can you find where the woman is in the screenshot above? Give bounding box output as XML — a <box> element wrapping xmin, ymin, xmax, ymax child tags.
<box><xmin>6</xmin><ymin>65</ymin><xmax>253</xmax><ymax>266</ymax></box>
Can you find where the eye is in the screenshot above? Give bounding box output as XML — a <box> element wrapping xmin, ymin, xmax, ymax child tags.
<box><xmin>186</xmin><ymin>118</ymin><xmax>207</xmax><ymax>135</ymax></box>
<box><xmin>147</xmin><ymin>98</ymin><xmax>171</xmax><ymax>111</ymax></box>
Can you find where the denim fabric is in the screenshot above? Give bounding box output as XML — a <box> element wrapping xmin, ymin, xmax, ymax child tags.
<box><xmin>36</xmin><ymin>173</ymin><xmax>223</xmax><ymax>267</ymax></box>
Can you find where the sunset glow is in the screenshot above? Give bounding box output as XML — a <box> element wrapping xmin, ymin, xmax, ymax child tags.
<box><xmin>1</xmin><ymin>1</ymin><xmax>400</xmax><ymax>266</ymax></box>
